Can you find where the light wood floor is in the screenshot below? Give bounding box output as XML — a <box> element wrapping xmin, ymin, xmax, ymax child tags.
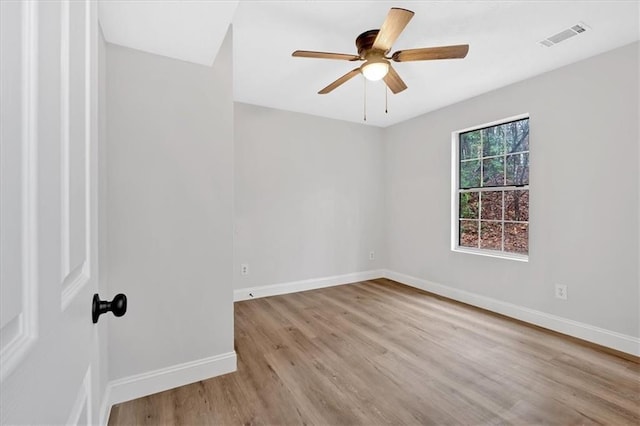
<box><xmin>109</xmin><ymin>279</ymin><xmax>640</xmax><ymax>425</ymax></box>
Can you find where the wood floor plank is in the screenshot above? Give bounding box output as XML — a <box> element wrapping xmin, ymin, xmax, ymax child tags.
<box><xmin>108</xmin><ymin>279</ymin><xmax>640</xmax><ymax>425</ymax></box>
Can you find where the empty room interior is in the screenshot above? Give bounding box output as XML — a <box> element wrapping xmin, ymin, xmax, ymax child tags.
<box><xmin>1</xmin><ymin>1</ymin><xmax>639</xmax><ymax>425</ymax></box>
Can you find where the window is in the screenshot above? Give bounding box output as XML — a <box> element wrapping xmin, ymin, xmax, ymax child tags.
<box><xmin>452</xmin><ymin>115</ymin><xmax>529</xmax><ymax>260</ymax></box>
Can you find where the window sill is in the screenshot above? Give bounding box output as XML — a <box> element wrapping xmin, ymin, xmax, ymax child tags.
<box><xmin>452</xmin><ymin>246</ymin><xmax>529</xmax><ymax>262</ymax></box>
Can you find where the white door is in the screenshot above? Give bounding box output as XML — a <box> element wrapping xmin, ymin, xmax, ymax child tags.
<box><xmin>1</xmin><ymin>0</ymin><xmax>101</xmax><ymax>424</ymax></box>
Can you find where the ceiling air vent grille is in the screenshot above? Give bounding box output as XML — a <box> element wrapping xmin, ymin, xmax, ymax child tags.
<box><xmin>539</xmin><ymin>22</ymin><xmax>589</xmax><ymax>47</ymax></box>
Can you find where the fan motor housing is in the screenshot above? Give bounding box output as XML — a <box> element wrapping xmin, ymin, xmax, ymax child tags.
<box><xmin>356</xmin><ymin>29</ymin><xmax>380</xmax><ymax>56</ymax></box>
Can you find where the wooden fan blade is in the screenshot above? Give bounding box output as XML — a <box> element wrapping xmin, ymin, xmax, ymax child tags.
<box><xmin>372</xmin><ymin>8</ymin><xmax>415</xmax><ymax>52</ymax></box>
<box><xmin>383</xmin><ymin>65</ymin><xmax>407</xmax><ymax>94</ymax></box>
<box><xmin>318</xmin><ymin>68</ymin><xmax>361</xmax><ymax>94</ymax></box>
<box><xmin>292</xmin><ymin>50</ymin><xmax>361</xmax><ymax>61</ymax></box>
<box><xmin>391</xmin><ymin>44</ymin><xmax>469</xmax><ymax>62</ymax></box>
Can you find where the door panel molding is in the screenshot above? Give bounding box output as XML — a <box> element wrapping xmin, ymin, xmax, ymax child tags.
<box><xmin>60</xmin><ymin>0</ymin><xmax>92</xmax><ymax>310</ymax></box>
<box><xmin>0</xmin><ymin>0</ymin><xmax>40</xmax><ymax>382</ymax></box>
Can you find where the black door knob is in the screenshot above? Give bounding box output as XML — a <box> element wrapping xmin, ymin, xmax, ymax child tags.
<box><xmin>92</xmin><ymin>293</ymin><xmax>127</xmax><ymax>323</ymax></box>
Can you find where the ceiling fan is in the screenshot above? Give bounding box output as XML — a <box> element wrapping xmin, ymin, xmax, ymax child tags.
<box><xmin>292</xmin><ymin>7</ymin><xmax>469</xmax><ymax>95</ymax></box>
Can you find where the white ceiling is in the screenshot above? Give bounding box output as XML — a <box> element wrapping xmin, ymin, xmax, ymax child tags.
<box><xmin>99</xmin><ymin>0</ymin><xmax>639</xmax><ymax>128</ymax></box>
<box><xmin>98</xmin><ymin>0</ymin><xmax>239</xmax><ymax>66</ymax></box>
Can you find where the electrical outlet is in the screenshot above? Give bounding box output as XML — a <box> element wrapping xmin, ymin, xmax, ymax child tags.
<box><xmin>369</xmin><ymin>251</ymin><xmax>375</xmax><ymax>261</ymax></box>
<box><xmin>555</xmin><ymin>284</ymin><xmax>567</xmax><ymax>300</ymax></box>
<box><xmin>241</xmin><ymin>263</ymin><xmax>249</xmax><ymax>276</ymax></box>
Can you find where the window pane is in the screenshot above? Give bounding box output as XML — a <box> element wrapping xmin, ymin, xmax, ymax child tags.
<box><xmin>460</xmin><ymin>160</ymin><xmax>481</xmax><ymax>189</ymax></box>
<box><xmin>480</xmin><ymin>191</ymin><xmax>502</xmax><ymax>220</ymax></box>
<box><xmin>482</xmin><ymin>126</ymin><xmax>505</xmax><ymax>157</ymax></box>
<box><xmin>480</xmin><ymin>222</ymin><xmax>502</xmax><ymax>250</ymax></box>
<box><xmin>482</xmin><ymin>157</ymin><xmax>504</xmax><ymax>187</ymax></box>
<box><xmin>459</xmin><ymin>220</ymin><xmax>479</xmax><ymax>248</ymax></box>
<box><xmin>459</xmin><ymin>192</ymin><xmax>479</xmax><ymax>219</ymax></box>
<box><xmin>505</xmin><ymin>119</ymin><xmax>529</xmax><ymax>153</ymax></box>
<box><xmin>460</xmin><ymin>131</ymin><xmax>481</xmax><ymax>160</ymax></box>
<box><xmin>506</xmin><ymin>153</ymin><xmax>529</xmax><ymax>185</ymax></box>
<box><xmin>505</xmin><ymin>223</ymin><xmax>528</xmax><ymax>254</ymax></box>
<box><xmin>455</xmin><ymin>117</ymin><xmax>530</xmax><ymax>258</ymax></box>
<box><xmin>505</xmin><ymin>190</ymin><xmax>529</xmax><ymax>222</ymax></box>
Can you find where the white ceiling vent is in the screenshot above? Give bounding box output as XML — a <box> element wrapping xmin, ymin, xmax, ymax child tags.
<box><xmin>539</xmin><ymin>22</ymin><xmax>590</xmax><ymax>47</ymax></box>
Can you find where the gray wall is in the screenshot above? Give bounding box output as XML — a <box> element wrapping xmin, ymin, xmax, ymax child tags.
<box><xmin>234</xmin><ymin>103</ymin><xmax>385</xmax><ymax>289</ymax></box>
<box><xmin>102</xmin><ymin>35</ymin><xmax>638</xmax><ymax>389</ymax></box>
<box><xmin>105</xmin><ymin>30</ymin><xmax>234</xmax><ymax>379</ymax></box>
<box><xmin>384</xmin><ymin>42</ymin><xmax>639</xmax><ymax>338</ymax></box>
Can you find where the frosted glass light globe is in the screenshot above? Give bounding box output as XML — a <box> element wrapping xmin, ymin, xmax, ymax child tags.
<box><xmin>362</xmin><ymin>60</ymin><xmax>389</xmax><ymax>81</ymax></box>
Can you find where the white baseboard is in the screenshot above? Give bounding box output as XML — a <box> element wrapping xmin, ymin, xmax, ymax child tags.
<box><xmin>99</xmin><ymin>351</ymin><xmax>237</xmax><ymax>425</ymax></box>
<box><xmin>382</xmin><ymin>269</ymin><xmax>640</xmax><ymax>357</ymax></box>
<box><xmin>234</xmin><ymin>270</ymin><xmax>384</xmax><ymax>301</ymax></box>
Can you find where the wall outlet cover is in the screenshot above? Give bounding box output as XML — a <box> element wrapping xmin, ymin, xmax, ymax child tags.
<box><xmin>555</xmin><ymin>284</ymin><xmax>568</xmax><ymax>300</ymax></box>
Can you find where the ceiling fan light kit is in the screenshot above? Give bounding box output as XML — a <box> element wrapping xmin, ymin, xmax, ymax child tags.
<box><xmin>362</xmin><ymin>58</ymin><xmax>389</xmax><ymax>81</ymax></box>
<box><xmin>292</xmin><ymin>6</ymin><xmax>470</xmax><ymax>102</ymax></box>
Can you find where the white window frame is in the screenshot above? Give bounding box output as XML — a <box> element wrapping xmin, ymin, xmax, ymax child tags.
<box><xmin>451</xmin><ymin>113</ymin><xmax>530</xmax><ymax>262</ymax></box>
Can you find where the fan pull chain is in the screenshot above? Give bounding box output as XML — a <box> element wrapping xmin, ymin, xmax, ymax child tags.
<box><xmin>363</xmin><ymin>77</ymin><xmax>367</xmax><ymax>121</ymax></box>
<box><xmin>385</xmin><ymin>84</ymin><xmax>388</xmax><ymax>114</ymax></box>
